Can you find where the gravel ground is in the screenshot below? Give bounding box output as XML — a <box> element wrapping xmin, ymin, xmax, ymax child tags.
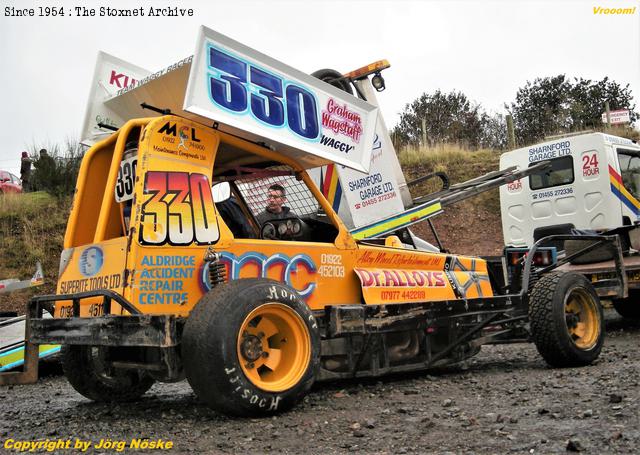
<box><xmin>1</xmin><ymin>310</ymin><xmax>638</xmax><ymax>455</ymax></box>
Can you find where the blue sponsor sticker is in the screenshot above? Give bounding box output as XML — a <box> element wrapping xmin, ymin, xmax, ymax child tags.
<box><xmin>79</xmin><ymin>246</ymin><xmax>104</xmax><ymax>277</ymax></box>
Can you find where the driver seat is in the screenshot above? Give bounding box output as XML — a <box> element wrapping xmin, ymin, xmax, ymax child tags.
<box><xmin>216</xmin><ymin>197</ymin><xmax>256</xmax><ymax>239</ymax></box>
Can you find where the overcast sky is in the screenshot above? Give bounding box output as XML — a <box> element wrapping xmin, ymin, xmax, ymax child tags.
<box><xmin>1</xmin><ymin>0</ymin><xmax>638</xmax><ymax>176</ymax></box>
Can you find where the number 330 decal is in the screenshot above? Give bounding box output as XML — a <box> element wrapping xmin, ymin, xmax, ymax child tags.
<box><xmin>139</xmin><ymin>171</ymin><xmax>219</xmax><ymax>246</ymax></box>
<box><xmin>207</xmin><ymin>46</ymin><xmax>320</xmax><ymax>140</ymax></box>
<box><xmin>115</xmin><ymin>156</ymin><xmax>137</xmax><ymax>203</ymax></box>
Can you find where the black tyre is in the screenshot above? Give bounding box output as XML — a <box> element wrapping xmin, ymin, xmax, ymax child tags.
<box><xmin>311</xmin><ymin>68</ymin><xmax>353</xmax><ymax>95</ymax></box>
<box><xmin>529</xmin><ymin>272</ymin><xmax>604</xmax><ymax>367</ymax></box>
<box><xmin>612</xmin><ymin>289</ymin><xmax>640</xmax><ymax>319</ymax></box>
<box><xmin>182</xmin><ymin>279</ymin><xmax>320</xmax><ymax>417</ymax></box>
<box><xmin>61</xmin><ymin>345</ymin><xmax>155</xmax><ymax>402</ymax></box>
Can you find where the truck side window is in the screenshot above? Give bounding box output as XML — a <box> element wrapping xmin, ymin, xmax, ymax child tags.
<box><xmin>529</xmin><ymin>156</ymin><xmax>574</xmax><ymax>190</ymax></box>
<box><xmin>618</xmin><ymin>152</ymin><xmax>640</xmax><ymax>200</ymax></box>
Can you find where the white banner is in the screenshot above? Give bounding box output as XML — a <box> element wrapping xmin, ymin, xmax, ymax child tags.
<box><xmin>80</xmin><ymin>52</ymin><xmax>151</xmax><ymax>145</ymax></box>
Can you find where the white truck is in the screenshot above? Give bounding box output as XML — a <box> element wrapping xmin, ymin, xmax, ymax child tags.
<box><xmin>500</xmin><ymin>132</ymin><xmax>640</xmax><ymax>319</ymax></box>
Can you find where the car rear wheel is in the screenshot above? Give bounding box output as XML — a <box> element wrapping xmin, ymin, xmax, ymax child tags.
<box><xmin>62</xmin><ymin>345</ymin><xmax>155</xmax><ymax>402</ymax></box>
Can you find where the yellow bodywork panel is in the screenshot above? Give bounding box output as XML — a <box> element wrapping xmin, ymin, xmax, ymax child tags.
<box><xmin>126</xmin><ymin>116</ymin><xmax>222</xmax><ymax>315</ymax></box>
<box><xmin>55</xmin><ymin>237</ymin><xmax>128</xmax><ymax>317</ymax></box>
<box><xmin>64</xmin><ymin>134</ymin><xmax>117</xmax><ymax>248</ymax></box>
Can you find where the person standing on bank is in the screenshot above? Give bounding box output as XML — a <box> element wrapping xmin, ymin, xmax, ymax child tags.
<box><xmin>20</xmin><ymin>151</ymin><xmax>32</xmax><ymax>192</ymax></box>
<box><xmin>256</xmin><ymin>183</ymin><xmax>297</xmax><ymax>225</ymax></box>
<box><xmin>32</xmin><ymin>149</ymin><xmax>56</xmax><ymax>192</ymax></box>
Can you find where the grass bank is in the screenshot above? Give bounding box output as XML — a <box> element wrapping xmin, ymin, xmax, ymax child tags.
<box><xmin>0</xmin><ymin>192</ymin><xmax>70</xmax><ymax>313</ymax></box>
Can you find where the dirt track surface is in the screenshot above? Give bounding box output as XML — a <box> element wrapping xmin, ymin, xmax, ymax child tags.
<box><xmin>1</xmin><ymin>310</ymin><xmax>638</xmax><ymax>454</ymax></box>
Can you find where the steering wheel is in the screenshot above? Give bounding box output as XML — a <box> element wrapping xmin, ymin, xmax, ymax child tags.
<box><xmin>260</xmin><ymin>218</ymin><xmax>305</xmax><ymax>240</ymax></box>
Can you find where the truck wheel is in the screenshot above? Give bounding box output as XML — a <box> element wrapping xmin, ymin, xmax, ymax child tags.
<box><xmin>182</xmin><ymin>279</ymin><xmax>320</xmax><ymax>416</ymax></box>
<box><xmin>612</xmin><ymin>290</ymin><xmax>640</xmax><ymax>319</ymax></box>
<box><xmin>529</xmin><ymin>272</ymin><xmax>604</xmax><ymax>367</ymax></box>
<box><xmin>61</xmin><ymin>345</ymin><xmax>155</xmax><ymax>402</ymax></box>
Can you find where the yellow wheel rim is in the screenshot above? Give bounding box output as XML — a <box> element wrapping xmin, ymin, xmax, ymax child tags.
<box><xmin>237</xmin><ymin>303</ymin><xmax>311</xmax><ymax>392</ymax></box>
<box><xmin>564</xmin><ymin>288</ymin><xmax>600</xmax><ymax>349</ymax></box>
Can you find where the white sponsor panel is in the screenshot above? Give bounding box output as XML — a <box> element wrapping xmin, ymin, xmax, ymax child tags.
<box><xmin>82</xmin><ymin>28</ymin><xmax>378</xmax><ymax>172</ymax></box>
<box><xmin>601</xmin><ymin>109</ymin><xmax>630</xmax><ymax>124</ymax></box>
<box><xmin>184</xmin><ymin>27</ymin><xmax>378</xmax><ymax>172</ymax></box>
<box><xmin>114</xmin><ymin>155</ymin><xmax>137</xmax><ymax>203</ymax></box>
<box><xmin>308</xmin><ymin>122</ymin><xmax>405</xmax><ymax>229</ymax></box>
<box><xmin>80</xmin><ymin>52</ymin><xmax>151</xmax><ymax>145</ymax></box>
<box><xmin>307</xmin><ymin>77</ymin><xmax>407</xmax><ymax>229</ymax></box>
<box><xmin>338</xmin><ymin>128</ymin><xmax>404</xmax><ymax>228</ymax></box>
<box><xmin>352</xmin><ymin>79</ymin><xmax>412</xmax><ymax>209</ymax></box>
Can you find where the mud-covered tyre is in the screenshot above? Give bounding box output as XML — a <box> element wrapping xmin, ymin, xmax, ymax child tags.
<box><xmin>529</xmin><ymin>272</ymin><xmax>604</xmax><ymax>367</ymax></box>
<box><xmin>612</xmin><ymin>289</ymin><xmax>640</xmax><ymax>319</ymax></box>
<box><xmin>61</xmin><ymin>345</ymin><xmax>155</xmax><ymax>402</ymax></box>
<box><xmin>311</xmin><ymin>68</ymin><xmax>353</xmax><ymax>95</ymax></box>
<box><xmin>182</xmin><ymin>279</ymin><xmax>320</xmax><ymax>417</ymax></box>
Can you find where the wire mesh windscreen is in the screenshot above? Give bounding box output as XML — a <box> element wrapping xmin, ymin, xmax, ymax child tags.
<box><xmin>236</xmin><ymin>166</ymin><xmax>319</xmax><ymax>217</ymax></box>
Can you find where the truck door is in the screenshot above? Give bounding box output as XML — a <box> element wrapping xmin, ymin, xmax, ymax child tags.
<box><xmin>526</xmin><ymin>154</ymin><xmax>577</xmax><ymax>239</ymax></box>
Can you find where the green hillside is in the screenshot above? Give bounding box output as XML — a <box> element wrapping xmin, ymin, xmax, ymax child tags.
<box><xmin>0</xmin><ymin>193</ymin><xmax>69</xmax><ymax>314</ymax></box>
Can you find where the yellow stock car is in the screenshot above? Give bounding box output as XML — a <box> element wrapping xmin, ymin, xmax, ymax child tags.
<box><xmin>21</xmin><ymin>116</ymin><xmax>608</xmax><ymax>416</ymax></box>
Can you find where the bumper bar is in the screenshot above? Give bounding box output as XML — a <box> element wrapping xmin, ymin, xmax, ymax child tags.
<box><xmin>30</xmin><ymin>314</ymin><xmax>182</xmax><ymax>347</ymax></box>
<box><xmin>0</xmin><ymin>290</ymin><xmax>182</xmax><ymax>386</ymax></box>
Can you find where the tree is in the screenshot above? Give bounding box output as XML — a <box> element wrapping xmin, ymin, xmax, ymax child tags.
<box><xmin>507</xmin><ymin>75</ymin><xmax>572</xmax><ymax>145</ymax></box>
<box><xmin>508</xmin><ymin>75</ymin><xmax>638</xmax><ymax>145</ymax></box>
<box><xmin>479</xmin><ymin>112</ymin><xmax>508</xmax><ymax>150</ymax></box>
<box><xmin>570</xmin><ymin>77</ymin><xmax>638</xmax><ymax>129</ymax></box>
<box><xmin>391</xmin><ymin>90</ymin><xmax>486</xmax><ymax>148</ymax></box>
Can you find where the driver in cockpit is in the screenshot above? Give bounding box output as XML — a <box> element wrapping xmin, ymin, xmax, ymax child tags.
<box><xmin>256</xmin><ymin>183</ymin><xmax>297</xmax><ymax>225</ymax></box>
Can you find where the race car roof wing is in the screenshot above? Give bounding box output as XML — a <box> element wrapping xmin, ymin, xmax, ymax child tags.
<box><xmin>82</xmin><ymin>26</ymin><xmax>378</xmax><ymax>172</ymax></box>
